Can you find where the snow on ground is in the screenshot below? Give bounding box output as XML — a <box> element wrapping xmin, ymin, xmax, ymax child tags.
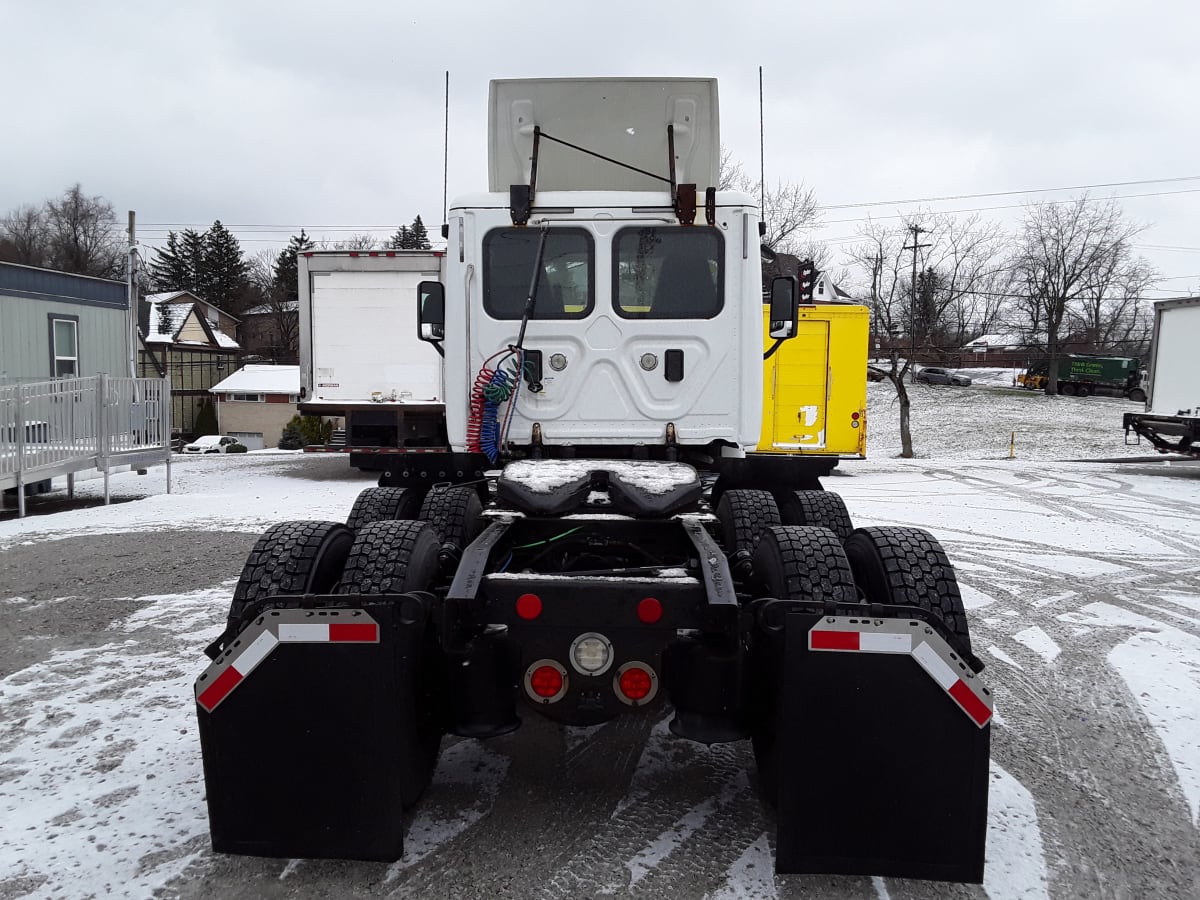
<box><xmin>1</xmin><ymin>388</ymin><xmax>1198</xmax><ymax>898</ymax></box>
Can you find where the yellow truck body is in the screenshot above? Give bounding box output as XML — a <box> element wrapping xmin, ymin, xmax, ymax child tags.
<box><xmin>757</xmin><ymin>303</ymin><xmax>869</xmax><ymax>458</ymax></box>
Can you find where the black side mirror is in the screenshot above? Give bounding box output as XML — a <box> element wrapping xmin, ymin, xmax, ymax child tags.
<box><xmin>417</xmin><ymin>281</ymin><xmax>445</xmax><ymax>342</ymax></box>
<box><xmin>768</xmin><ymin>276</ymin><xmax>798</xmax><ymax>339</ymax></box>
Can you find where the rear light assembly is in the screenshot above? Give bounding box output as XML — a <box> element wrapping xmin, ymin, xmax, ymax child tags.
<box><xmin>614</xmin><ymin>662</ymin><xmax>658</xmax><ymax>706</ymax></box>
<box><xmin>524</xmin><ymin>659</ymin><xmax>568</xmax><ymax>704</ymax></box>
<box><xmin>637</xmin><ymin>597</ymin><xmax>663</xmax><ymax>624</ymax></box>
<box><xmin>569</xmin><ymin>632</ymin><xmax>614</xmax><ymax>675</ymax></box>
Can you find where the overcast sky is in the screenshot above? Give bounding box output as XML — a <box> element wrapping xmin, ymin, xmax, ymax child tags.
<box><xmin>3</xmin><ymin>0</ymin><xmax>1196</xmax><ymax>296</ymax></box>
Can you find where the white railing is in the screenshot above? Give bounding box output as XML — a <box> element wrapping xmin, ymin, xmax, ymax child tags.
<box><xmin>1</xmin><ymin>375</ymin><xmax>172</xmax><ymax>517</ymax></box>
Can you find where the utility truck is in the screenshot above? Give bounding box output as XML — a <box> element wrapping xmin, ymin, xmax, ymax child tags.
<box><xmin>1123</xmin><ymin>296</ymin><xmax>1200</xmax><ymax>456</ymax></box>
<box><xmin>1019</xmin><ymin>353</ymin><xmax>1145</xmax><ymax>399</ymax></box>
<box><xmin>195</xmin><ymin>78</ymin><xmax>990</xmax><ymax>882</ymax></box>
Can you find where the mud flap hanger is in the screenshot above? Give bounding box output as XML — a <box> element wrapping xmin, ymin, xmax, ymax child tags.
<box><xmin>509</xmin><ymin>124</ymin><xmax>700</xmax><ymax>226</ymax></box>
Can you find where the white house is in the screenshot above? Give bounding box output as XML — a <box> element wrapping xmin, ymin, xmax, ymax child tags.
<box><xmin>209</xmin><ymin>364</ymin><xmax>300</xmax><ymax>450</ymax></box>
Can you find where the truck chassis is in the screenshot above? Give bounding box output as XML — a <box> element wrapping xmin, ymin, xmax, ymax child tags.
<box><xmin>196</xmin><ymin>460</ymin><xmax>991</xmax><ymax>882</ymax></box>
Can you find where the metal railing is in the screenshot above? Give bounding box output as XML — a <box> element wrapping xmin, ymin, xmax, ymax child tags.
<box><xmin>1</xmin><ymin>375</ymin><xmax>172</xmax><ymax>517</ymax></box>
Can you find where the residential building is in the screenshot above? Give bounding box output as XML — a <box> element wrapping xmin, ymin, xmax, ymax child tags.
<box><xmin>210</xmin><ymin>364</ymin><xmax>301</xmax><ymax>449</ymax></box>
<box><xmin>0</xmin><ymin>261</ymin><xmax>132</xmax><ymax>381</ymax></box>
<box><xmin>138</xmin><ymin>290</ymin><xmax>239</xmax><ymax>440</ymax></box>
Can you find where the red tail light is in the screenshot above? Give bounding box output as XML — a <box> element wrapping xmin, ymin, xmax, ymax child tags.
<box><xmin>637</xmin><ymin>597</ymin><xmax>663</xmax><ymax>624</ymax></box>
<box><xmin>530</xmin><ymin>665</ymin><xmax>563</xmax><ymax>698</ymax></box>
<box><xmin>614</xmin><ymin>662</ymin><xmax>658</xmax><ymax>705</ymax></box>
<box><xmin>516</xmin><ymin>593</ymin><xmax>542</xmax><ymax>620</ymax></box>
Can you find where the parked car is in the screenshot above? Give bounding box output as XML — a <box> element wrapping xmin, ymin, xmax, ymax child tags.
<box><xmin>867</xmin><ymin>365</ymin><xmax>888</xmax><ymax>382</ymax></box>
<box><xmin>182</xmin><ymin>435</ymin><xmax>242</xmax><ymax>454</ymax></box>
<box><xmin>916</xmin><ymin>367</ymin><xmax>972</xmax><ymax>386</ymax></box>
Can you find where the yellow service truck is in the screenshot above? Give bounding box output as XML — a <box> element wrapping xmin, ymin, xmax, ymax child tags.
<box><xmin>759</xmin><ymin>302</ymin><xmax>868</xmax><ymax>459</ymax></box>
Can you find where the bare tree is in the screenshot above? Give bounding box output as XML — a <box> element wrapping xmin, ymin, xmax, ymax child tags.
<box><xmin>0</xmin><ymin>204</ymin><xmax>51</xmax><ymax>267</ymax></box>
<box><xmin>315</xmin><ymin>233</ymin><xmax>378</xmax><ymax>251</ymax></box>
<box><xmin>44</xmin><ymin>183</ymin><xmax>125</xmax><ymax>278</ymax></box>
<box><xmin>1070</xmin><ymin>254</ymin><xmax>1156</xmax><ymax>355</ymax></box>
<box><xmin>719</xmin><ymin>147</ymin><xmax>820</xmax><ymax>258</ymax></box>
<box><xmin>1012</xmin><ymin>195</ymin><xmax>1147</xmax><ymax>393</ymax></box>
<box><xmin>849</xmin><ymin>220</ymin><xmax>918</xmax><ymax>456</ymax></box>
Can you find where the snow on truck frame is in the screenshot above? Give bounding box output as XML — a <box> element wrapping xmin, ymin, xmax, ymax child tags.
<box><xmin>195</xmin><ymin>78</ymin><xmax>991</xmax><ymax>882</ymax></box>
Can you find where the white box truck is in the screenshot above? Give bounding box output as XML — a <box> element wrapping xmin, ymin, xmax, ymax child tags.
<box><xmin>298</xmin><ymin>250</ymin><xmax>483</xmax><ymax>478</ymax></box>
<box><xmin>1123</xmin><ymin>296</ymin><xmax>1200</xmax><ymax>456</ymax></box>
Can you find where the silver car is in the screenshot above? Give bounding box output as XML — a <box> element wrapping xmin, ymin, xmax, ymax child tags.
<box><xmin>916</xmin><ymin>367</ymin><xmax>972</xmax><ymax>386</ymax></box>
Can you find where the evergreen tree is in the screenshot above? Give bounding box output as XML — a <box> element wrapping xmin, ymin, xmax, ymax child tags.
<box><xmin>150</xmin><ymin>229</ymin><xmax>204</xmax><ymax>293</ymax></box>
<box><xmin>202</xmin><ymin>220</ymin><xmax>249</xmax><ymax>312</ymax></box>
<box><xmin>387</xmin><ymin>225</ymin><xmax>411</xmax><ymax>250</ymax></box>
<box><xmin>272</xmin><ymin>229</ymin><xmax>315</xmax><ymax>305</ymax></box>
<box><xmin>408</xmin><ymin>215</ymin><xmax>431</xmax><ymax>250</ymax></box>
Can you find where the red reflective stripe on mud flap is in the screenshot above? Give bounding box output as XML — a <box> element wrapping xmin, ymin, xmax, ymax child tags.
<box><xmin>949</xmin><ymin>679</ymin><xmax>993</xmax><ymax>727</ymax></box>
<box><xmin>197</xmin><ymin>666</ymin><xmax>244</xmax><ymax>712</ymax></box>
<box><xmin>330</xmin><ymin>622</ymin><xmax>378</xmax><ymax>642</ymax></box>
<box><xmin>810</xmin><ymin>630</ymin><xmax>860</xmax><ymax>651</ymax></box>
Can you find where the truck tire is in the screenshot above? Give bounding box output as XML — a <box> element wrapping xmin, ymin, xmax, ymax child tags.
<box><xmin>1128</xmin><ymin>388</ymin><xmax>1147</xmax><ymax>403</ymax></box>
<box><xmin>715</xmin><ymin>489</ymin><xmax>781</xmax><ymax>555</ymax></box>
<box><xmin>773</xmin><ymin>490</ymin><xmax>853</xmax><ymax>542</ymax></box>
<box><xmin>419</xmin><ymin>485</ymin><xmax>484</xmax><ymax>552</ymax></box>
<box><xmin>227</xmin><ymin>521</ymin><xmax>354</xmax><ymax>633</ymax></box>
<box><xmin>1061</xmin><ymin>383</ymin><xmax>1076</xmax><ymax>396</ymax></box>
<box><xmin>346</xmin><ymin>486</ymin><xmax>423</xmax><ymax>531</ymax></box>
<box><xmin>749</xmin><ymin>526</ymin><xmax>857</xmax><ymax>803</ymax></box>
<box><xmin>336</xmin><ymin>519</ymin><xmax>441</xmax><ymax>596</ymax></box>
<box><xmin>336</xmin><ymin>519</ymin><xmax>443</xmax><ymax>806</ymax></box>
<box><xmin>843</xmin><ymin>526</ymin><xmax>971</xmax><ymax>653</ymax></box>
<box><xmin>1075</xmin><ymin>384</ymin><xmax>1091</xmax><ymax>398</ymax></box>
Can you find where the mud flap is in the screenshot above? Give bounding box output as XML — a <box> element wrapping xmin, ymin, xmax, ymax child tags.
<box><xmin>774</xmin><ymin>612</ymin><xmax>991</xmax><ymax>882</ymax></box>
<box><xmin>195</xmin><ymin>597</ymin><xmax>428</xmax><ymax>861</ymax></box>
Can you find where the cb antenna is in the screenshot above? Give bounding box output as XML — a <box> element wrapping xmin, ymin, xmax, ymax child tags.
<box><xmin>758</xmin><ymin>65</ymin><xmax>766</xmax><ymax>218</ymax></box>
<box><xmin>442</xmin><ymin>70</ymin><xmax>450</xmax><ymax>230</ymax></box>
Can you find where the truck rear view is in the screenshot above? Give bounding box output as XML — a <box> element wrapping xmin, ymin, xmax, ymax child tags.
<box><xmin>1124</xmin><ymin>296</ymin><xmax>1200</xmax><ymax>456</ymax></box>
<box><xmin>194</xmin><ymin>77</ymin><xmax>990</xmax><ymax>885</ymax></box>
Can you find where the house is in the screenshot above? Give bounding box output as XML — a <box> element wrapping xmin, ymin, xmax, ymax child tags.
<box><xmin>237</xmin><ymin>300</ymin><xmax>299</xmax><ymax>364</ymax></box>
<box><xmin>0</xmin><ymin>261</ymin><xmax>132</xmax><ymax>381</ymax></box>
<box><xmin>960</xmin><ymin>333</ymin><xmax>1026</xmax><ymax>368</ymax></box>
<box><xmin>209</xmin><ymin>364</ymin><xmax>301</xmax><ymax>449</ymax></box>
<box><xmin>138</xmin><ymin>290</ymin><xmax>240</xmax><ymax>440</ymax></box>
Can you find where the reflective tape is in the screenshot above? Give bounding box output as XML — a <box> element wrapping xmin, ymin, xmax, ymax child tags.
<box><xmin>196</xmin><ymin>611</ymin><xmax>379</xmax><ymax>713</ymax></box>
<box><xmin>809</xmin><ymin>618</ymin><xmax>992</xmax><ymax>729</ymax></box>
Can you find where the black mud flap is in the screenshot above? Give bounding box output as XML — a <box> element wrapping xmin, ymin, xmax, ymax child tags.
<box><xmin>774</xmin><ymin>612</ymin><xmax>991</xmax><ymax>883</ymax></box>
<box><xmin>195</xmin><ymin>597</ymin><xmax>428</xmax><ymax>861</ymax></box>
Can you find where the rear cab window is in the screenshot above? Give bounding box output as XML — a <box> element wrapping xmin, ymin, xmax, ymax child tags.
<box><xmin>613</xmin><ymin>227</ymin><xmax>724</xmax><ymax>319</ymax></box>
<box><xmin>482</xmin><ymin>228</ymin><xmax>594</xmax><ymax>319</ymax></box>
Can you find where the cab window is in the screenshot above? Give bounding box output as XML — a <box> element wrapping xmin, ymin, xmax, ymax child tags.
<box><xmin>613</xmin><ymin>227</ymin><xmax>723</xmax><ymax>319</ymax></box>
<box><xmin>483</xmin><ymin>228</ymin><xmax>594</xmax><ymax>319</ymax></box>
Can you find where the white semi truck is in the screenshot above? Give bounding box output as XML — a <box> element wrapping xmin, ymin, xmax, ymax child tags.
<box><xmin>195</xmin><ymin>78</ymin><xmax>991</xmax><ymax>882</ymax></box>
<box><xmin>1123</xmin><ymin>296</ymin><xmax>1200</xmax><ymax>457</ymax></box>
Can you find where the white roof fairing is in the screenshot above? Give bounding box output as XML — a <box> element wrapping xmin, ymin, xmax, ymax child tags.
<box><xmin>488</xmin><ymin>78</ymin><xmax>720</xmax><ymax>193</ymax></box>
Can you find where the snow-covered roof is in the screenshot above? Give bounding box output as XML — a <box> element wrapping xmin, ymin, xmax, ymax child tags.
<box><xmin>210</xmin><ymin>364</ymin><xmax>299</xmax><ymax>395</ymax></box>
<box><xmin>144</xmin><ymin>290</ymin><xmax>194</xmax><ymax>305</ymax></box>
<box><xmin>142</xmin><ymin>296</ymin><xmax>239</xmax><ymax>349</ymax></box>
<box><xmin>963</xmin><ymin>334</ymin><xmax>1023</xmax><ymax>350</ymax></box>
<box><xmin>144</xmin><ymin>302</ymin><xmax>190</xmax><ymax>343</ymax></box>
<box><xmin>242</xmin><ymin>300</ymin><xmax>298</xmax><ymax>316</ymax></box>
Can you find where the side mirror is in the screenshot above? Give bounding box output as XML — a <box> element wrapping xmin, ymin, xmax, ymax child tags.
<box><xmin>768</xmin><ymin>276</ymin><xmax>798</xmax><ymax>339</ymax></box>
<box><xmin>417</xmin><ymin>281</ymin><xmax>445</xmax><ymax>342</ymax></box>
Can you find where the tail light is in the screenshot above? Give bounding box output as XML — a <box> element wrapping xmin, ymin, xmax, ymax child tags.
<box><xmin>524</xmin><ymin>660</ymin><xmax>568</xmax><ymax>703</ymax></box>
<box><xmin>614</xmin><ymin>662</ymin><xmax>659</xmax><ymax>706</ymax></box>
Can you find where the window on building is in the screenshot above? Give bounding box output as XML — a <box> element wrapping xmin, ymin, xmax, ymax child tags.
<box><xmin>50</xmin><ymin>316</ymin><xmax>79</xmax><ymax>377</ymax></box>
<box><xmin>230</xmin><ymin>392</ymin><xmax>265</xmax><ymax>402</ymax></box>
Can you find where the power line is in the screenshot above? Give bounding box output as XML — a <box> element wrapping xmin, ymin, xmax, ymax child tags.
<box><xmin>814</xmin><ymin>174</ymin><xmax>1200</xmax><ymax>211</ymax></box>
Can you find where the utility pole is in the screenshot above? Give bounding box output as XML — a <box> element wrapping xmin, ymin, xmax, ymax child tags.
<box><xmin>904</xmin><ymin>224</ymin><xmax>930</xmax><ymax>383</ymax></box>
<box><xmin>127</xmin><ymin>211</ymin><xmax>140</xmax><ymax>392</ymax></box>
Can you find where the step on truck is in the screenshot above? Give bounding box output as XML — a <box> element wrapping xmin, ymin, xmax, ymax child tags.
<box><xmin>195</xmin><ymin>77</ymin><xmax>991</xmax><ymax>882</ymax></box>
<box><xmin>1123</xmin><ymin>296</ymin><xmax>1200</xmax><ymax>456</ymax></box>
